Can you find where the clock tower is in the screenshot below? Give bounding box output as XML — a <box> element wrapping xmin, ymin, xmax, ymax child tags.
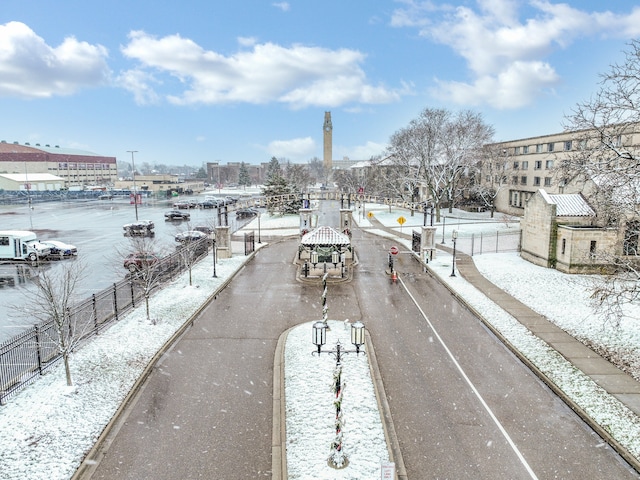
<box><xmin>323</xmin><ymin>111</ymin><xmax>332</xmax><ymax>171</ymax></box>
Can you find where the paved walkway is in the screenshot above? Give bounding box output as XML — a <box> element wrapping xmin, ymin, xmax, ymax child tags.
<box><xmin>366</xmin><ymin>215</ymin><xmax>640</xmax><ymax>471</ymax></box>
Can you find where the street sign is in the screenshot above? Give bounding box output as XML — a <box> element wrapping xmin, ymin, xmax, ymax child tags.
<box><xmin>390</xmin><ymin>245</ymin><xmax>399</xmax><ymax>255</ymax></box>
<box><xmin>367</xmin><ymin>211</ymin><xmax>374</xmax><ymax>218</ymax></box>
<box><xmin>397</xmin><ymin>216</ymin><xmax>406</xmax><ymax>225</ymax></box>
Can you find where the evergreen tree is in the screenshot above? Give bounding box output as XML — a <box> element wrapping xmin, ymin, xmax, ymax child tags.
<box><xmin>262</xmin><ymin>158</ymin><xmax>300</xmax><ymax>214</ymax></box>
<box><xmin>238</xmin><ymin>162</ymin><xmax>251</xmax><ymax>187</ymax></box>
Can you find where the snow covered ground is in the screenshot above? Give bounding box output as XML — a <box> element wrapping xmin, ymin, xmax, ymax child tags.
<box><xmin>1</xmin><ymin>200</ymin><xmax>640</xmax><ymax>479</ymax></box>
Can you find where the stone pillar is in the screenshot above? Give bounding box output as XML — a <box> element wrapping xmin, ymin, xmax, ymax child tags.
<box><xmin>215</xmin><ymin>225</ymin><xmax>231</xmax><ymax>259</ymax></box>
<box><xmin>339</xmin><ymin>209</ymin><xmax>352</xmax><ymax>233</ymax></box>
<box><xmin>422</xmin><ymin>226</ymin><xmax>437</xmax><ymax>263</ymax></box>
<box><xmin>299</xmin><ymin>208</ymin><xmax>312</xmax><ymax>235</ymax></box>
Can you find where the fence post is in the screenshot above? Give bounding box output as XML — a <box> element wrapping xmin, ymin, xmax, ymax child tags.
<box><xmin>471</xmin><ymin>233</ymin><xmax>475</xmax><ymax>257</ymax></box>
<box><xmin>34</xmin><ymin>324</ymin><xmax>44</xmax><ymax>375</ymax></box>
<box><xmin>496</xmin><ymin>231</ymin><xmax>499</xmax><ymax>253</ymax></box>
<box><xmin>113</xmin><ymin>283</ymin><xmax>119</xmax><ymax>322</ymax></box>
<box><xmin>92</xmin><ymin>294</ymin><xmax>98</xmax><ymax>333</ymax></box>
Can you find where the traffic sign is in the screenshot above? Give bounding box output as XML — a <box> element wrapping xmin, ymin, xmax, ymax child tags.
<box><xmin>397</xmin><ymin>216</ymin><xmax>406</xmax><ymax>225</ymax></box>
<box><xmin>390</xmin><ymin>245</ymin><xmax>399</xmax><ymax>255</ymax></box>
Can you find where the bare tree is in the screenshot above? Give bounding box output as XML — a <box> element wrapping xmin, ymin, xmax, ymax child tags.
<box><xmin>27</xmin><ymin>261</ymin><xmax>88</xmax><ymax>386</ymax></box>
<box><xmin>470</xmin><ymin>145</ymin><xmax>512</xmax><ymax>217</ymax></box>
<box><xmin>124</xmin><ymin>236</ymin><xmax>166</xmax><ymax>324</ymax></box>
<box><xmin>386</xmin><ymin>107</ymin><xmax>494</xmax><ymax>220</ymax></box>
<box><xmin>561</xmin><ymin>40</ymin><xmax>640</xmax><ymax>322</ymax></box>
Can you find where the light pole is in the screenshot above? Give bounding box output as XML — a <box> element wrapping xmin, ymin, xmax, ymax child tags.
<box><xmin>312</xmin><ymin>320</ymin><xmax>366</xmax><ymax>469</ymax></box>
<box><xmin>127</xmin><ymin>150</ymin><xmax>139</xmax><ymax>221</ymax></box>
<box><xmin>258</xmin><ymin>211</ymin><xmax>262</xmax><ymax>243</ymax></box>
<box><xmin>450</xmin><ymin>229</ymin><xmax>458</xmax><ymax>277</ymax></box>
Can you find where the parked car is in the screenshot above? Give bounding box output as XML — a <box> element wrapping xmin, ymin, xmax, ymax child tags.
<box><xmin>223</xmin><ymin>196</ymin><xmax>238</xmax><ymax>205</ymax></box>
<box><xmin>236</xmin><ymin>207</ymin><xmax>259</xmax><ymax>219</ymax></box>
<box><xmin>98</xmin><ymin>193</ymin><xmax>113</xmax><ymax>200</ymax></box>
<box><xmin>123</xmin><ymin>252</ymin><xmax>160</xmax><ymax>273</ymax></box>
<box><xmin>197</xmin><ymin>200</ymin><xmax>217</xmax><ymax>209</ymax></box>
<box><xmin>173</xmin><ymin>200</ymin><xmax>197</xmax><ymax>209</ymax></box>
<box><xmin>123</xmin><ymin>220</ymin><xmax>155</xmax><ymax>236</ymax></box>
<box><xmin>193</xmin><ymin>225</ymin><xmax>213</xmax><ymax>235</ymax></box>
<box><xmin>164</xmin><ymin>210</ymin><xmax>190</xmax><ymax>221</ymax></box>
<box><xmin>174</xmin><ymin>230</ymin><xmax>207</xmax><ymax>243</ymax></box>
<box><xmin>43</xmin><ymin>240</ymin><xmax>78</xmax><ymax>257</ymax></box>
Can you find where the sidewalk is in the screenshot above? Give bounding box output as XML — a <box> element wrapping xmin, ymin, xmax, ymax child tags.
<box><xmin>366</xmin><ymin>214</ymin><xmax>640</xmax><ymax>471</ymax></box>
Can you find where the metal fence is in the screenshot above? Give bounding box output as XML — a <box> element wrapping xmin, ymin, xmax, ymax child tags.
<box><xmin>0</xmin><ymin>239</ymin><xmax>210</xmax><ymax>405</ymax></box>
<box><xmin>454</xmin><ymin>230</ymin><xmax>522</xmax><ymax>256</ymax></box>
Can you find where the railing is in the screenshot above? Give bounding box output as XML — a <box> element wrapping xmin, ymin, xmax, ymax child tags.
<box><xmin>0</xmin><ymin>239</ymin><xmax>209</xmax><ymax>405</ymax></box>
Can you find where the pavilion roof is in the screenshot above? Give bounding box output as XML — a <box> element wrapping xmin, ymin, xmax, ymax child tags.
<box><xmin>301</xmin><ymin>226</ymin><xmax>350</xmax><ymax>246</ymax></box>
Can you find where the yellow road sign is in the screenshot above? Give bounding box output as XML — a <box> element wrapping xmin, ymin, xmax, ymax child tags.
<box><xmin>397</xmin><ymin>216</ymin><xmax>406</xmax><ymax>225</ymax></box>
<box><xmin>368</xmin><ymin>211</ymin><xmax>374</xmax><ymax>218</ymax></box>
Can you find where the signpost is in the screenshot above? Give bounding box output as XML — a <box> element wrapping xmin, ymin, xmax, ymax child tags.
<box><xmin>390</xmin><ymin>245</ymin><xmax>399</xmax><ymax>255</ymax></box>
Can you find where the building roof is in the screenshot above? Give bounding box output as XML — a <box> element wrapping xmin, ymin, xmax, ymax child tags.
<box><xmin>0</xmin><ymin>141</ymin><xmax>103</xmax><ymax>157</ymax></box>
<box><xmin>539</xmin><ymin>189</ymin><xmax>595</xmax><ymax>216</ymax></box>
<box><xmin>301</xmin><ymin>226</ymin><xmax>351</xmax><ymax>246</ymax></box>
<box><xmin>0</xmin><ymin>173</ymin><xmax>65</xmax><ymax>182</ymax></box>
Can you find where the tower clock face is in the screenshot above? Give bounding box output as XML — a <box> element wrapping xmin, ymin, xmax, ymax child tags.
<box><xmin>325</xmin><ymin>126</ymin><xmax>331</xmax><ymax>132</ymax></box>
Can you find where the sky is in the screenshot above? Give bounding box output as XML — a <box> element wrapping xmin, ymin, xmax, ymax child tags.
<box><xmin>2</xmin><ymin>1</ymin><xmax>640</xmax><ymax>169</ymax></box>
<box><xmin>2</xmin><ymin>202</ymin><xmax>640</xmax><ymax>479</ymax></box>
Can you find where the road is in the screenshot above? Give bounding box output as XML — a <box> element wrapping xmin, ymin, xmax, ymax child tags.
<box><xmin>85</xmin><ymin>201</ymin><xmax>637</xmax><ymax>479</ymax></box>
<box><xmin>0</xmin><ymin>195</ymin><xmax>254</xmax><ymax>342</ymax></box>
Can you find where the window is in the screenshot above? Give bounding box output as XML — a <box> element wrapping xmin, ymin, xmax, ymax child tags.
<box><xmin>536</xmin><ymin>144</ymin><xmax>542</xmax><ymax>153</ymax></box>
<box><xmin>485</xmin><ymin>175</ymin><xmax>491</xmax><ymax>182</ymax></box>
<box><xmin>533</xmin><ymin>177</ymin><xmax>541</xmax><ymax>186</ymax></box>
<box><xmin>545</xmin><ymin>160</ymin><xmax>554</xmax><ymax>169</ymax></box>
<box><xmin>521</xmin><ymin>161</ymin><xmax>529</xmax><ymax>170</ymax></box>
<box><xmin>520</xmin><ymin>176</ymin><xmax>527</xmax><ymax>185</ymax></box>
<box><xmin>513</xmin><ymin>161</ymin><xmax>519</xmax><ymax>170</ymax></box>
<box><xmin>511</xmin><ymin>176</ymin><xmax>518</xmax><ymax>185</ymax></box>
<box><xmin>514</xmin><ymin>146</ymin><xmax>520</xmax><ymax>155</ymax></box>
<box><xmin>561</xmin><ymin>238</ymin><xmax>566</xmax><ymax>255</ymax></box>
<box><xmin>623</xmin><ymin>221</ymin><xmax>639</xmax><ymax>256</ymax></box>
<box><xmin>544</xmin><ymin>177</ymin><xmax>552</xmax><ymax>187</ymax></box>
<box><xmin>613</xmin><ymin>135</ymin><xmax>622</xmax><ymax>147</ymax></box>
<box><xmin>564</xmin><ymin>141</ymin><xmax>572</xmax><ymax>151</ymax></box>
<box><xmin>523</xmin><ymin>145</ymin><xmax>529</xmax><ymax>154</ymax></box>
<box><xmin>548</xmin><ymin>142</ymin><xmax>554</xmax><ymax>152</ymax></box>
<box><xmin>590</xmin><ymin>241</ymin><xmax>597</xmax><ymax>259</ymax></box>
<box><xmin>0</xmin><ymin>236</ymin><xmax>8</xmax><ymax>247</ymax></box>
<box><xmin>534</xmin><ymin>160</ymin><xmax>542</xmax><ymax>170</ymax></box>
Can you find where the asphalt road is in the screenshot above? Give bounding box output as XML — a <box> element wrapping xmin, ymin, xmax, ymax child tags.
<box><xmin>0</xmin><ymin>195</ymin><xmax>254</xmax><ymax>342</ymax></box>
<box><xmin>84</xmin><ymin>202</ymin><xmax>637</xmax><ymax>479</ymax></box>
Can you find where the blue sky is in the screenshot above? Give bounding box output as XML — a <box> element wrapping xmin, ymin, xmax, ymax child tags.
<box><xmin>1</xmin><ymin>1</ymin><xmax>640</xmax><ymax>168</ymax></box>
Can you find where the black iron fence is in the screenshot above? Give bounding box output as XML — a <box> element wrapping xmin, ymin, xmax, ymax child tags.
<box><xmin>0</xmin><ymin>239</ymin><xmax>210</xmax><ymax>405</ymax></box>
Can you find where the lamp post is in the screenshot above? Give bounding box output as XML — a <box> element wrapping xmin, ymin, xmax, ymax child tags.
<box><xmin>450</xmin><ymin>229</ymin><xmax>458</xmax><ymax>277</ymax></box>
<box><xmin>127</xmin><ymin>150</ymin><xmax>139</xmax><ymax>221</ymax></box>
<box><xmin>212</xmin><ymin>231</ymin><xmax>217</xmax><ymax>278</ymax></box>
<box><xmin>312</xmin><ymin>320</ymin><xmax>366</xmax><ymax>469</ymax></box>
<box><xmin>258</xmin><ymin>211</ymin><xmax>262</xmax><ymax>243</ymax></box>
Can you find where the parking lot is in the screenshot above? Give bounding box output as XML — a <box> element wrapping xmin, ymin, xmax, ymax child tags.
<box><xmin>0</xmin><ymin>194</ymin><xmax>258</xmax><ymax>342</ymax></box>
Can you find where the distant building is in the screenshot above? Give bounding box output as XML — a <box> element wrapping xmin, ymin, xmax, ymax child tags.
<box><xmin>115</xmin><ymin>174</ymin><xmax>205</xmax><ymax>197</ymax></box>
<box><xmin>0</xmin><ymin>141</ymin><xmax>117</xmax><ymax>189</ymax></box>
<box><xmin>0</xmin><ymin>173</ymin><xmax>65</xmax><ymax>191</ymax></box>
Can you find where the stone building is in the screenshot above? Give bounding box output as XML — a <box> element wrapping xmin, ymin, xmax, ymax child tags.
<box><xmin>521</xmin><ymin>189</ymin><xmax>624</xmax><ymax>274</ymax></box>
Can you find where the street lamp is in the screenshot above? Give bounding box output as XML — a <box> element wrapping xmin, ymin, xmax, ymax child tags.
<box><xmin>212</xmin><ymin>231</ymin><xmax>217</xmax><ymax>278</ymax></box>
<box><xmin>258</xmin><ymin>211</ymin><xmax>262</xmax><ymax>243</ymax></box>
<box><xmin>331</xmin><ymin>250</ymin><xmax>339</xmax><ymax>268</ymax></box>
<box><xmin>312</xmin><ymin>320</ymin><xmax>366</xmax><ymax>356</ymax></box>
<box><xmin>127</xmin><ymin>150</ymin><xmax>139</xmax><ymax>221</ymax></box>
<box><xmin>450</xmin><ymin>229</ymin><xmax>458</xmax><ymax>277</ymax></box>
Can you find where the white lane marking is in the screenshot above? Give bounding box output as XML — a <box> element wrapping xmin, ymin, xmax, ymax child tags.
<box><xmin>398</xmin><ymin>275</ymin><xmax>539</xmax><ymax>480</ymax></box>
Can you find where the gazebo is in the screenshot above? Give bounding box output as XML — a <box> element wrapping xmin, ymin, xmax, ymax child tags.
<box><xmin>299</xmin><ymin>226</ymin><xmax>352</xmax><ymax>276</ymax></box>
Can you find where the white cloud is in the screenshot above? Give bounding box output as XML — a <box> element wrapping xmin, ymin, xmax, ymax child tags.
<box><xmin>266</xmin><ymin>136</ymin><xmax>316</xmax><ymax>159</ymax></box>
<box><xmin>337</xmin><ymin>141</ymin><xmax>388</xmax><ymax>161</ymax></box>
<box><xmin>0</xmin><ymin>21</ymin><xmax>110</xmax><ymax>98</ymax></box>
<box><xmin>392</xmin><ymin>0</ymin><xmax>640</xmax><ymax>109</ymax></box>
<box><xmin>119</xmin><ymin>31</ymin><xmax>402</xmax><ymax>108</ymax></box>
<box><xmin>272</xmin><ymin>2</ymin><xmax>290</xmax><ymax>12</ymax></box>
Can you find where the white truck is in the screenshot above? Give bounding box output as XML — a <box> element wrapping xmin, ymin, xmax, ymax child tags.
<box><xmin>0</xmin><ymin>231</ymin><xmax>51</xmax><ymax>261</ymax></box>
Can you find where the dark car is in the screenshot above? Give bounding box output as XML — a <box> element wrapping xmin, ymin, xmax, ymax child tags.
<box><xmin>197</xmin><ymin>200</ymin><xmax>217</xmax><ymax>209</ymax></box>
<box><xmin>123</xmin><ymin>252</ymin><xmax>160</xmax><ymax>273</ymax></box>
<box><xmin>164</xmin><ymin>210</ymin><xmax>190</xmax><ymax>221</ymax></box>
<box><xmin>236</xmin><ymin>207</ymin><xmax>258</xmax><ymax>219</ymax></box>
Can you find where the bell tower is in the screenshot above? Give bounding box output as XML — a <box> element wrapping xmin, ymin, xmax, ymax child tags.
<box><xmin>323</xmin><ymin>111</ymin><xmax>332</xmax><ymax>171</ymax></box>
